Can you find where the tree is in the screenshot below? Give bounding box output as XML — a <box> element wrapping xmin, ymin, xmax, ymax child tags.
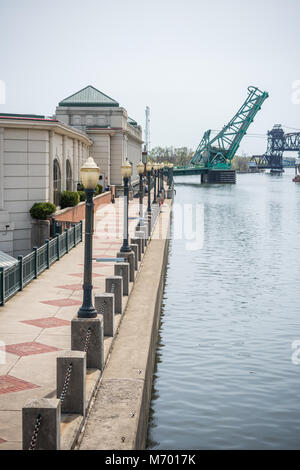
<box><xmin>149</xmin><ymin>146</ymin><xmax>194</xmax><ymax>166</ymax></box>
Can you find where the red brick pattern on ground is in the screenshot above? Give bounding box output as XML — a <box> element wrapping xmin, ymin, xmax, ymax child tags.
<box><xmin>0</xmin><ymin>438</ymin><xmax>6</xmax><ymax>444</ymax></box>
<box><xmin>21</xmin><ymin>317</ymin><xmax>70</xmax><ymax>329</ymax></box>
<box><xmin>0</xmin><ymin>376</ymin><xmax>39</xmax><ymax>394</ymax></box>
<box><xmin>41</xmin><ymin>298</ymin><xmax>81</xmax><ymax>307</ymax></box>
<box><xmin>5</xmin><ymin>342</ymin><xmax>61</xmax><ymax>357</ymax></box>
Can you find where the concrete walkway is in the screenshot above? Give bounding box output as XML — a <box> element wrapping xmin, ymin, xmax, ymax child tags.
<box><xmin>78</xmin><ymin>199</ymin><xmax>171</xmax><ymax>450</ymax></box>
<box><xmin>0</xmin><ymin>193</ymin><xmax>153</xmax><ymax>450</ymax></box>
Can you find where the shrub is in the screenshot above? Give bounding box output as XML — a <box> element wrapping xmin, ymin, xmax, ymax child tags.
<box><xmin>95</xmin><ymin>184</ymin><xmax>103</xmax><ymax>195</ymax></box>
<box><xmin>30</xmin><ymin>202</ymin><xmax>56</xmax><ymax>220</ymax></box>
<box><xmin>77</xmin><ymin>183</ymin><xmax>103</xmax><ymax>197</ymax></box>
<box><xmin>60</xmin><ymin>191</ymin><xmax>80</xmax><ymax>209</ymax></box>
<box><xmin>78</xmin><ymin>191</ymin><xmax>86</xmax><ymax>202</ymax></box>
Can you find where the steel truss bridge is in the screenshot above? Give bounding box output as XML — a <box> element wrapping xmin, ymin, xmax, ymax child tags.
<box><xmin>250</xmin><ymin>124</ymin><xmax>300</xmax><ymax>170</ymax></box>
<box><xmin>173</xmin><ymin>86</ymin><xmax>269</xmax><ymax>181</ymax></box>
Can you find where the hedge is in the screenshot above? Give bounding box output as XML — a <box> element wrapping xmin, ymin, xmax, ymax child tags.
<box><xmin>30</xmin><ymin>202</ymin><xmax>56</xmax><ymax>220</ymax></box>
<box><xmin>60</xmin><ymin>191</ymin><xmax>80</xmax><ymax>209</ymax></box>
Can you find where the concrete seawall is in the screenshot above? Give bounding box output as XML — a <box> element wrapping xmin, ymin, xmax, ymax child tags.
<box><xmin>77</xmin><ymin>200</ymin><xmax>172</xmax><ymax>450</ymax></box>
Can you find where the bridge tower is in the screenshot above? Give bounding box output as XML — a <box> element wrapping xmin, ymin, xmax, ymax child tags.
<box><xmin>251</xmin><ymin>125</ymin><xmax>300</xmax><ymax>171</ymax></box>
<box><xmin>190</xmin><ymin>86</ymin><xmax>269</xmax><ymax>183</ymax></box>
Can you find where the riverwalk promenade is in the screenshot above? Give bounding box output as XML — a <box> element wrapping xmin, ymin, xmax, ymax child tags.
<box><xmin>0</xmin><ymin>188</ymin><xmax>170</xmax><ymax>450</ymax></box>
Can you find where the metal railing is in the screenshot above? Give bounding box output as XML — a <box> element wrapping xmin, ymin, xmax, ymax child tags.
<box><xmin>0</xmin><ymin>221</ymin><xmax>83</xmax><ymax>306</ymax></box>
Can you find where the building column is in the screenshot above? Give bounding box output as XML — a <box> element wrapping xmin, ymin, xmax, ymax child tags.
<box><xmin>72</xmin><ymin>139</ymin><xmax>76</xmax><ymax>190</ymax></box>
<box><xmin>0</xmin><ymin>128</ymin><xmax>4</xmax><ymax>210</ymax></box>
<box><xmin>49</xmin><ymin>131</ymin><xmax>54</xmax><ymax>203</ymax></box>
<box><xmin>77</xmin><ymin>141</ymin><xmax>81</xmax><ymax>185</ymax></box>
<box><xmin>62</xmin><ymin>136</ymin><xmax>67</xmax><ymax>191</ymax></box>
<box><xmin>107</xmin><ymin>135</ymin><xmax>111</xmax><ymax>185</ymax></box>
<box><xmin>0</xmin><ymin>127</ymin><xmax>14</xmax><ymax>255</ymax></box>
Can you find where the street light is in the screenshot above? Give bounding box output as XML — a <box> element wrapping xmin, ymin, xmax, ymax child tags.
<box><xmin>146</xmin><ymin>161</ymin><xmax>152</xmax><ymax>213</ymax></box>
<box><xmin>152</xmin><ymin>163</ymin><xmax>158</xmax><ymax>204</ymax></box>
<box><xmin>137</xmin><ymin>160</ymin><xmax>144</xmax><ymax>226</ymax></box>
<box><xmin>168</xmin><ymin>163</ymin><xmax>174</xmax><ymax>188</ymax></box>
<box><xmin>77</xmin><ymin>157</ymin><xmax>100</xmax><ymax>319</ymax></box>
<box><xmin>160</xmin><ymin>163</ymin><xmax>164</xmax><ymax>195</ymax></box>
<box><xmin>163</xmin><ymin>162</ymin><xmax>168</xmax><ymax>195</ymax></box>
<box><xmin>157</xmin><ymin>163</ymin><xmax>162</xmax><ymax>196</ymax></box>
<box><xmin>120</xmin><ymin>159</ymin><xmax>133</xmax><ymax>253</ymax></box>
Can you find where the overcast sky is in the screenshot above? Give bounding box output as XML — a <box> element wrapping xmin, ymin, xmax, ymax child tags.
<box><xmin>1</xmin><ymin>0</ymin><xmax>300</xmax><ymax>156</ymax></box>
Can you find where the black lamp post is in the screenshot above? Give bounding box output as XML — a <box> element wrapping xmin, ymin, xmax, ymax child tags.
<box><xmin>120</xmin><ymin>160</ymin><xmax>133</xmax><ymax>253</ymax></box>
<box><xmin>137</xmin><ymin>160</ymin><xmax>144</xmax><ymax>226</ymax></box>
<box><xmin>77</xmin><ymin>157</ymin><xmax>100</xmax><ymax>319</ymax></box>
<box><xmin>169</xmin><ymin>163</ymin><xmax>174</xmax><ymax>188</ymax></box>
<box><xmin>152</xmin><ymin>163</ymin><xmax>158</xmax><ymax>204</ymax></box>
<box><xmin>159</xmin><ymin>163</ymin><xmax>164</xmax><ymax>195</ymax></box>
<box><xmin>146</xmin><ymin>161</ymin><xmax>152</xmax><ymax>213</ymax></box>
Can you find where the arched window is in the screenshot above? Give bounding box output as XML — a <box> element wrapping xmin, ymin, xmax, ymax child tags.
<box><xmin>53</xmin><ymin>159</ymin><xmax>61</xmax><ymax>206</ymax></box>
<box><xmin>66</xmin><ymin>159</ymin><xmax>72</xmax><ymax>191</ymax></box>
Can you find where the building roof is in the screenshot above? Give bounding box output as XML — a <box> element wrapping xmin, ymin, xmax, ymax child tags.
<box><xmin>0</xmin><ymin>113</ymin><xmax>57</xmax><ymax>122</ymax></box>
<box><xmin>58</xmin><ymin>85</ymin><xmax>119</xmax><ymax>107</ymax></box>
<box><xmin>0</xmin><ymin>250</ymin><xmax>17</xmax><ymax>268</ymax></box>
<box><xmin>128</xmin><ymin>117</ymin><xmax>138</xmax><ymax>126</ymax></box>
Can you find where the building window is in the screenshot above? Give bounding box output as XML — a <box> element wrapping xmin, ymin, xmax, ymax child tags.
<box><xmin>53</xmin><ymin>158</ymin><xmax>61</xmax><ymax>206</ymax></box>
<box><xmin>66</xmin><ymin>159</ymin><xmax>72</xmax><ymax>191</ymax></box>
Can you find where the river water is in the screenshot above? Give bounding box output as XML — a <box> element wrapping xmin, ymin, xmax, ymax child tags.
<box><xmin>147</xmin><ymin>169</ymin><xmax>300</xmax><ymax>450</ymax></box>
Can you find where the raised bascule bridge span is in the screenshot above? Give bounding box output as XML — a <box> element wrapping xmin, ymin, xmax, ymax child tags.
<box><xmin>172</xmin><ymin>86</ymin><xmax>269</xmax><ymax>183</ymax></box>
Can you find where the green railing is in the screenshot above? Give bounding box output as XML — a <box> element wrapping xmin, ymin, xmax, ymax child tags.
<box><xmin>0</xmin><ymin>220</ymin><xmax>83</xmax><ymax>306</ymax></box>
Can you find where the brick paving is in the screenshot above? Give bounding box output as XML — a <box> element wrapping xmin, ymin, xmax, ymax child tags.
<box><xmin>0</xmin><ymin>376</ymin><xmax>39</xmax><ymax>395</ymax></box>
<box><xmin>0</xmin><ymin>193</ymin><xmax>153</xmax><ymax>449</ymax></box>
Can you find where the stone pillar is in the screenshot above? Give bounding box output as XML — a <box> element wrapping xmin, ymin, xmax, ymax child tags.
<box><xmin>106</xmin><ymin>276</ymin><xmax>123</xmax><ymax>314</ymax></box>
<box><xmin>95</xmin><ymin>293</ymin><xmax>115</xmax><ymax>337</ymax></box>
<box><xmin>22</xmin><ymin>398</ymin><xmax>61</xmax><ymax>450</ymax></box>
<box><xmin>71</xmin><ymin>317</ymin><xmax>104</xmax><ymax>370</ymax></box>
<box><xmin>62</xmin><ymin>135</ymin><xmax>67</xmax><ymax>191</ymax></box>
<box><xmin>0</xmin><ymin>128</ymin><xmax>4</xmax><ymax>210</ymax></box>
<box><xmin>77</xmin><ymin>141</ymin><xmax>81</xmax><ymax>184</ymax></box>
<box><xmin>48</xmin><ymin>131</ymin><xmax>54</xmax><ymax>203</ymax></box>
<box><xmin>114</xmin><ymin>262</ymin><xmax>129</xmax><ymax>296</ymax></box>
<box><xmin>134</xmin><ymin>230</ymin><xmax>145</xmax><ymax>253</ymax></box>
<box><xmin>117</xmin><ymin>251</ymin><xmax>135</xmax><ymax>282</ymax></box>
<box><xmin>131</xmin><ymin>237</ymin><xmax>142</xmax><ymax>261</ymax></box>
<box><xmin>57</xmin><ymin>351</ymin><xmax>86</xmax><ymax>416</ymax></box>
<box><xmin>130</xmin><ymin>243</ymin><xmax>139</xmax><ymax>269</ymax></box>
<box><xmin>72</xmin><ymin>139</ymin><xmax>76</xmax><ymax>191</ymax></box>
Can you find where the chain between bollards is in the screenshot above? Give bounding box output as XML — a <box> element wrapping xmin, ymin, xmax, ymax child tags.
<box><xmin>59</xmin><ymin>362</ymin><xmax>73</xmax><ymax>405</ymax></box>
<box><xmin>28</xmin><ymin>414</ymin><xmax>42</xmax><ymax>450</ymax></box>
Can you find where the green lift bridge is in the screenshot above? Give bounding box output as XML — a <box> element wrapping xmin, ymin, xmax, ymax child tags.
<box><xmin>174</xmin><ymin>86</ymin><xmax>269</xmax><ymax>183</ymax></box>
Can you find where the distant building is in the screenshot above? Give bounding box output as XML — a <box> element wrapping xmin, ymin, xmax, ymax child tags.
<box><xmin>0</xmin><ymin>86</ymin><xmax>143</xmax><ymax>256</ymax></box>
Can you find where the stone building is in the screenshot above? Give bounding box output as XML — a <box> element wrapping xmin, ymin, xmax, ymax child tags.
<box><xmin>56</xmin><ymin>86</ymin><xmax>143</xmax><ymax>187</ymax></box>
<box><xmin>0</xmin><ymin>86</ymin><xmax>143</xmax><ymax>256</ymax></box>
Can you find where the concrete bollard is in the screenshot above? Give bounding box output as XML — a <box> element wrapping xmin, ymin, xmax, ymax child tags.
<box><xmin>134</xmin><ymin>230</ymin><xmax>145</xmax><ymax>253</ymax></box>
<box><xmin>106</xmin><ymin>276</ymin><xmax>123</xmax><ymax>314</ymax></box>
<box><xmin>167</xmin><ymin>188</ymin><xmax>173</xmax><ymax>199</ymax></box>
<box><xmin>131</xmin><ymin>237</ymin><xmax>142</xmax><ymax>261</ymax></box>
<box><xmin>71</xmin><ymin>317</ymin><xmax>104</xmax><ymax>370</ymax></box>
<box><xmin>22</xmin><ymin>398</ymin><xmax>61</xmax><ymax>450</ymax></box>
<box><xmin>114</xmin><ymin>262</ymin><xmax>129</xmax><ymax>296</ymax></box>
<box><xmin>95</xmin><ymin>293</ymin><xmax>114</xmax><ymax>337</ymax></box>
<box><xmin>143</xmin><ymin>223</ymin><xmax>149</xmax><ymax>243</ymax></box>
<box><xmin>130</xmin><ymin>244</ymin><xmax>139</xmax><ymax>270</ymax></box>
<box><xmin>57</xmin><ymin>351</ymin><xmax>86</xmax><ymax>416</ymax></box>
<box><xmin>117</xmin><ymin>251</ymin><xmax>135</xmax><ymax>282</ymax></box>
